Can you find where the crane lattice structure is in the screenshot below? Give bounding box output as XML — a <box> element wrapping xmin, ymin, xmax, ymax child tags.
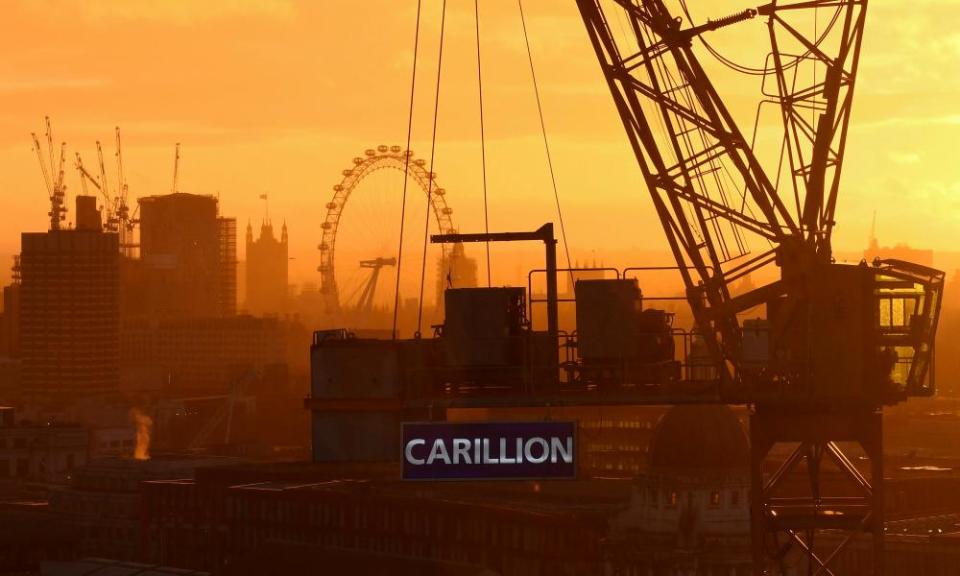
<box><xmin>75</xmin><ymin>127</ymin><xmax>140</xmax><ymax>256</ymax></box>
<box><xmin>575</xmin><ymin>0</ymin><xmax>942</xmax><ymax>573</ymax></box>
<box><xmin>30</xmin><ymin>117</ymin><xmax>68</xmax><ymax>231</ymax></box>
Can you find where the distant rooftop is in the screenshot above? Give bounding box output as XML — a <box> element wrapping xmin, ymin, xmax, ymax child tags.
<box><xmin>138</xmin><ymin>192</ymin><xmax>218</xmax><ymax>203</ymax></box>
<box><xmin>41</xmin><ymin>557</ymin><xmax>210</xmax><ymax>576</ymax></box>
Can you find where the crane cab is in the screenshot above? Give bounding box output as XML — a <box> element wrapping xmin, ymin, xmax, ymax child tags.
<box><xmin>756</xmin><ymin>260</ymin><xmax>942</xmax><ymax>406</ymax></box>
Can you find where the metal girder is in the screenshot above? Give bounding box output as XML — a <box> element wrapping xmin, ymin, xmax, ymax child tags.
<box><xmin>760</xmin><ymin>0</ymin><xmax>868</xmax><ymax>255</ymax></box>
<box><xmin>575</xmin><ymin>0</ymin><xmax>872</xmax><ymax>393</ymax></box>
<box><xmin>576</xmin><ymin>0</ymin><xmax>800</xmax><ymax>387</ymax></box>
<box><xmin>432</xmin><ymin>223</ymin><xmax>559</xmax><ymax>349</ymax></box>
<box><xmin>751</xmin><ymin>408</ymin><xmax>883</xmax><ymax>575</ymax></box>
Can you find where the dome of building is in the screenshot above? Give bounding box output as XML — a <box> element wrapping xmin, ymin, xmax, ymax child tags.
<box><xmin>648</xmin><ymin>405</ymin><xmax>749</xmax><ymax>472</ymax></box>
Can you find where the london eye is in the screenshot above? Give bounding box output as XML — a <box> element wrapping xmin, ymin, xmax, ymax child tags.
<box><xmin>318</xmin><ymin>145</ymin><xmax>460</xmax><ymax>316</ymax></box>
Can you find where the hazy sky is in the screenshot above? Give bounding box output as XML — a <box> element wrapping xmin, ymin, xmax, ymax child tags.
<box><xmin>0</xmin><ymin>0</ymin><xmax>957</xmax><ymax>291</ymax></box>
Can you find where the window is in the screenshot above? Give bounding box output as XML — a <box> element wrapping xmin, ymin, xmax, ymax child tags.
<box><xmin>667</xmin><ymin>491</ymin><xmax>678</xmax><ymax>508</ymax></box>
<box><xmin>731</xmin><ymin>490</ymin><xmax>741</xmax><ymax>507</ymax></box>
<box><xmin>710</xmin><ymin>491</ymin><xmax>721</xmax><ymax>507</ymax></box>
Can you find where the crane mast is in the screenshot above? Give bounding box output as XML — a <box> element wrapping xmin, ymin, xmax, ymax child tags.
<box><xmin>172</xmin><ymin>142</ymin><xmax>181</xmax><ymax>194</ymax></box>
<box><xmin>31</xmin><ymin>117</ymin><xmax>67</xmax><ymax>230</ymax></box>
<box><xmin>575</xmin><ymin>1</ymin><xmax>943</xmax><ymax>573</ymax></box>
<box><xmin>76</xmin><ymin>129</ymin><xmax>138</xmax><ymax>257</ymax></box>
<box><xmin>96</xmin><ymin>140</ymin><xmax>116</xmax><ymax>232</ymax></box>
<box><xmin>113</xmin><ymin>127</ymin><xmax>135</xmax><ymax>257</ymax></box>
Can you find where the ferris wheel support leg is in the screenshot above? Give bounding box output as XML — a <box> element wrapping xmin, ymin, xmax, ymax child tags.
<box><xmin>750</xmin><ymin>405</ymin><xmax>884</xmax><ymax>575</ymax></box>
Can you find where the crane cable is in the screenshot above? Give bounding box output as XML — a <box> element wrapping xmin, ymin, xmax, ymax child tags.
<box><xmin>415</xmin><ymin>0</ymin><xmax>448</xmax><ymax>338</ymax></box>
<box><xmin>677</xmin><ymin>0</ymin><xmax>843</xmax><ymax>78</ymax></box>
<box><xmin>391</xmin><ymin>0</ymin><xmax>423</xmax><ymax>340</ymax></box>
<box><xmin>518</xmin><ymin>0</ymin><xmax>573</xmax><ymax>282</ymax></box>
<box><xmin>475</xmin><ymin>0</ymin><xmax>492</xmax><ymax>287</ymax></box>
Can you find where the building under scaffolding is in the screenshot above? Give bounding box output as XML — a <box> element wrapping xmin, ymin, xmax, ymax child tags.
<box><xmin>138</xmin><ymin>193</ymin><xmax>235</xmax><ymax>320</ymax></box>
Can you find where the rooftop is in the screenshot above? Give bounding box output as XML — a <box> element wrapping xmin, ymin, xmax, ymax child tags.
<box><xmin>41</xmin><ymin>558</ymin><xmax>209</xmax><ymax>576</ymax></box>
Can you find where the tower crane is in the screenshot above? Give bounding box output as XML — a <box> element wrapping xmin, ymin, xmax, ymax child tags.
<box><xmin>575</xmin><ymin>0</ymin><xmax>943</xmax><ymax>573</ymax></box>
<box><xmin>30</xmin><ymin>117</ymin><xmax>68</xmax><ymax>231</ymax></box>
<box><xmin>112</xmin><ymin>127</ymin><xmax>136</xmax><ymax>257</ymax></box>
<box><xmin>75</xmin><ymin>128</ymin><xmax>139</xmax><ymax>257</ymax></box>
<box><xmin>171</xmin><ymin>142</ymin><xmax>181</xmax><ymax>194</ymax></box>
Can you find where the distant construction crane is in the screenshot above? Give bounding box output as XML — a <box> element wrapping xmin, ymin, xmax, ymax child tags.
<box><xmin>171</xmin><ymin>142</ymin><xmax>181</xmax><ymax>194</ymax></box>
<box><xmin>356</xmin><ymin>257</ymin><xmax>397</xmax><ymax>313</ymax></box>
<box><xmin>30</xmin><ymin>117</ymin><xmax>67</xmax><ymax>231</ymax></box>
<box><xmin>75</xmin><ymin>127</ymin><xmax>140</xmax><ymax>257</ymax></box>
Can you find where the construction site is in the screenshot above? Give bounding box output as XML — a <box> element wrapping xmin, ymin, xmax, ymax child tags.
<box><xmin>0</xmin><ymin>0</ymin><xmax>958</xmax><ymax>575</ymax></box>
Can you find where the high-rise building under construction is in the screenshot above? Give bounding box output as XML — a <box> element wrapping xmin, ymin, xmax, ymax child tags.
<box><xmin>138</xmin><ymin>193</ymin><xmax>236</xmax><ymax>319</ymax></box>
<box><xmin>19</xmin><ymin>197</ymin><xmax>120</xmax><ymax>407</ymax></box>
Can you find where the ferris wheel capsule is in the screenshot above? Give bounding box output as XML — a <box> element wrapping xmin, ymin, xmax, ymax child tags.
<box><xmin>318</xmin><ymin>243</ymin><xmax>329</xmax><ymax>251</ymax></box>
<box><xmin>404</xmin><ymin>150</ymin><xmax>414</xmax><ymax>157</ymax></box>
<box><xmin>434</xmin><ymin>188</ymin><xmax>445</xmax><ymax>196</ymax></box>
<box><xmin>390</xmin><ymin>145</ymin><xmax>401</xmax><ymax>153</ymax></box>
<box><xmin>342</xmin><ymin>169</ymin><xmax>353</xmax><ymax>177</ymax></box>
<box><xmin>321</xmin><ymin>222</ymin><xmax>332</xmax><ymax>230</ymax></box>
<box><xmin>377</xmin><ymin>145</ymin><xmax>388</xmax><ymax>153</ymax></box>
<box><xmin>326</xmin><ymin>202</ymin><xmax>338</xmax><ymax>209</ymax></box>
<box><xmin>333</xmin><ymin>184</ymin><xmax>343</xmax><ymax>192</ymax></box>
<box><xmin>353</xmin><ymin>157</ymin><xmax>363</xmax><ymax>165</ymax></box>
<box><xmin>429</xmin><ymin>172</ymin><xmax>438</xmax><ymax>179</ymax></box>
<box><xmin>365</xmin><ymin>149</ymin><xmax>376</xmax><ymax>156</ymax></box>
<box><xmin>442</xmin><ymin>207</ymin><xmax>453</xmax><ymax>215</ymax></box>
<box><xmin>414</xmin><ymin>159</ymin><xmax>426</xmax><ymax>166</ymax></box>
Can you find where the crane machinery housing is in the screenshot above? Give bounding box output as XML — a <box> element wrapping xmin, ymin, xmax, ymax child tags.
<box><xmin>308</xmin><ymin>2</ymin><xmax>943</xmax><ymax>574</ymax></box>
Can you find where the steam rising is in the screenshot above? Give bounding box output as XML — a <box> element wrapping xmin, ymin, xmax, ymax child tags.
<box><xmin>130</xmin><ymin>407</ymin><xmax>154</xmax><ymax>461</ymax></box>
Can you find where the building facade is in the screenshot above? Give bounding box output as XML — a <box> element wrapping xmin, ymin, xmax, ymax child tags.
<box><xmin>19</xmin><ymin>223</ymin><xmax>120</xmax><ymax>407</ymax></box>
<box><xmin>244</xmin><ymin>220</ymin><xmax>288</xmax><ymax>316</ymax></box>
<box><xmin>138</xmin><ymin>193</ymin><xmax>235</xmax><ymax>320</ymax></box>
<box><xmin>122</xmin><ymin>315</ymin><xmax>287</xmax><ymax>397</ymax></box>
<box><xmin>0</xmin><ymin>407</ymin><xmax>87</xmax><ymax>484</ymax></box>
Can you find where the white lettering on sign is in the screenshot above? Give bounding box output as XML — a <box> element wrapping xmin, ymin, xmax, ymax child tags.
<box><xmin>405</xmin><ymin>438</ymin><xmax>425</xmax><ymax>465</ymax></box>
<box><xmin>403</xmin><ymin>436</ymin><xmax>574</xmax><ymax>467</ymax></box>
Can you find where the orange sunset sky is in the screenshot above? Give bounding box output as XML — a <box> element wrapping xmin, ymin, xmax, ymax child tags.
<box><xmin>0</xmin><ymin>0</ymin><xmax>957</xmax><ymax>295</ymax></box>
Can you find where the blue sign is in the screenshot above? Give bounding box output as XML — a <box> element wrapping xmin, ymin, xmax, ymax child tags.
<box><xmin>401</xmin><ymin>421</ymin><xmax>577</xmax><ymax>480</ymax></box>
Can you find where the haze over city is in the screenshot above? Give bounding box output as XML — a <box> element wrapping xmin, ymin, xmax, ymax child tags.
<box><xmin>1</xmin><ymin>0</ymin><xmax>958</xmax><ymax>289</ymax></box>
<box><xmin>0</xmin><ymin>1</ymin><xmax>958</xmax><ymax>575</ymax></box>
